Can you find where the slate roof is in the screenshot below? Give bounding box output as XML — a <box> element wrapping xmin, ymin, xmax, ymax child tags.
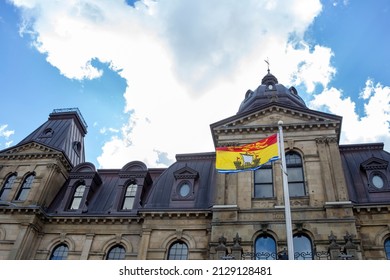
<box><xmin>46</xmin><ymin>152</ymin><xmax>216</xmax><ymax>216</ymax></box>
<box><xmin>340</xmin><ymin>143</ymin><xmax>390</xmax><ymax>204</ymax></box>
<box><xmin>237</xmin><ymin>71</ymin><xmax>307</xmax><ymax>114</ymax></box>
<box><xmin>16</xmin><ymin>108</ymin><xmax>87</xmax><ymax>167</ymax></box>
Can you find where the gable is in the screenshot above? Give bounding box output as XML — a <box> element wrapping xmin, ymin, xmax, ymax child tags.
<box><xmin>0</xmin><ymin>141</ymin><xmax>61</xmax><ymax>156</ymax></box>
<box><xmin>210</xmin><ymin>103</ymin><xmax>342</xmax><ymax>147</ymax></box>
<box><xmin>0</xmin><ymin>141</ymin><xmax>73</xmax><ymax>171</ymax></box>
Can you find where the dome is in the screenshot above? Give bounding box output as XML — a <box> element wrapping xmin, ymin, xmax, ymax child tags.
<box><xmin>238</xmin><ymin>71</ymin><xmax>307</xmax><ymax>113</ymax></box>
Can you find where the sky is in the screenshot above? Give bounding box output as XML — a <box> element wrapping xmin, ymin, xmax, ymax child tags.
<box><xmin>0</xmin><ymin>0</ymin><xmax>389</xmax><ymax>169</ymax></box>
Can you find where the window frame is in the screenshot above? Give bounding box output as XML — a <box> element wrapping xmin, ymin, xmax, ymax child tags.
<box><xmin>253</xmin><ymin>162</ymin><xmax>274</xmax><ymax>198</ymax></box>
<box><xmin>293</xmin><ymin>234</ymin><xmax>313</xmax><ymax>260</ymax></box>
<box><xmin>254</xmin><ymin>234</ymin><xmax>277</xmax><ymax>260</ymax></box>
<box><xmin>69</xmin><ymin>184</ymin><xmax>86</xmax><ymax>210</ymax></box>
<box><xmin>121</xmin><ymin>183</ymin><xmax>138</xmax><ymax>210</ymax></box>
<box><xmin>0</xmin><ymin>173</ymin><xmax>17</xmax><ymax>201</ymax></box>
<box><xmin>167</xmin><ymin>241</ymin><xmax>189</xmax><ymax>260</ymax></box>
<box><xmin>385</xmin><ymin>238</ymin><xmax>390</xmax><ymax>260</ymax></box>
<box><xmin>49</xmin><ymin>243</ymin><xmax>69</xmax><ymax>260</ymax></box>
<box><xmin>286</xmin><ymin>152</ymin><xmax>306</xmax><ymax>197</ymax></box>
<box><xmin>106</xmin><ymin>244</ymin><xmax>126</xmax><ymax>260</ymax></box>
<box><xmin>15</xmin><ymin>173</ymin><xmax>35</xmax><ymax>201</ymax></box>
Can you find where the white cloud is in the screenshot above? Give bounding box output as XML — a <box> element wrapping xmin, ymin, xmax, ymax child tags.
<box><xmin>0</xmin><ymin>124</ymin><xmax>15</xmax><ymax>148</ymax></box>
<box><xmin>14</xmin><ymin>0</ymin><xmax>378</xmax><ymax>168</ymax></box>
<box><xmin>310</xmin><ymin>80</ymin><xmax>390</xmax><ymax>149</ymax></box>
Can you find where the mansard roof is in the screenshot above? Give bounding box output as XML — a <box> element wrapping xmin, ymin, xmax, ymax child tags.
<box><xmin>340</xmin><ymin>143</ymin><xmax>390</xmax><ymax>204</ymax></box>
<box><xmin>46</xmin><ymin>152</ymin><xmax>216</xmax><ymax>216</ymax></box>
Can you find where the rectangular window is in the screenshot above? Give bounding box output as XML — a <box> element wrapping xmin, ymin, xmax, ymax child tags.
<box><xmin>254</xmin><ymin>163</ymin><xmax>273</xmax><ymax>198</ymax></box>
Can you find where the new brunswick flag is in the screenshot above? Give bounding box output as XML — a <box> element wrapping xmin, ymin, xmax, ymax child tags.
<box><xmin>215</xmin><ymin>134</ymin><xmax>279</xmax><ymax>173</ymax></box>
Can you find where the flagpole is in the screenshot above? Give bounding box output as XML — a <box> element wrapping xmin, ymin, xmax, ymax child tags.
<box><xmin>278</xmin><ymin>120</ymin><xmax>294</xmax><ymax>260</ymax></box>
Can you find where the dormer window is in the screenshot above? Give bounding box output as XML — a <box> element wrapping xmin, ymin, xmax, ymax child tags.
<box><xmin>178</xmin><ymin>181</ymin><xmax>191</xmax><ymax>198</ymax></box>
<box><xmin>361</xmin><ymin>157</ymin><xmax>389</xmax><ymax>192</ymax></box>
<box><xmin>70</xmin><ymin>184</ymin><xmax>86</xmax><ymax>210</ymax></box>
<box><xmin>371</xmin><ymin>174</ymin><xmax>385</xmax><ymax>189</ymax></box>
<box><xmin>122</xmin><ymin>183</ymin><xmax>137</xmax><ymax>210</ymax></box>
<box><xmin>171</xmin><ymin>166</ymin><xmax>199</xmax><ymax>202</ymax></box>
<box><xmin>40</xmin><ymin>128</ymin><xmax>54</xmax><ymax>138</ymax></box>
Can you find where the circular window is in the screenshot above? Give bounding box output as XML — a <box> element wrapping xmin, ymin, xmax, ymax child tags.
<box><xmin>372</xmin><ymin>174</ymin><xmax>384</xmax><ymax>189</ymax></box>
<box><xmin>179</xmin><ymin>183</ymin><xmax>191</xmax><ymax>197</ymax></box>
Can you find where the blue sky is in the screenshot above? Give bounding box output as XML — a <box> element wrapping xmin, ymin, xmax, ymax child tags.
<box><xmin>0</xmin><ymin>0</ymin><xmax>389</xmax><ymax>169</ymax></box>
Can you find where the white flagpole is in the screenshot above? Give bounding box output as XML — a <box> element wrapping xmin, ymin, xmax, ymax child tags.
<box><xmin>278</xmin><ymin>120</ymin><xmax>294</xmax><ymax>260</ymax></box>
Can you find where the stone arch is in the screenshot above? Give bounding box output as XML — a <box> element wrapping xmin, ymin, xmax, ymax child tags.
<box><xmin>161</xmin><ymin>231</ymin><xmax>196</xmax><ymax>249</ymax></box>
<box><xmin>102</xmin><ymin>235</ymin><xmax>133</xmax><ymax>256</ymax></box>
<box><xmin>374</xmin><ymin>225</ymin><xmax>390</xmax><ymax>246</ymax></box>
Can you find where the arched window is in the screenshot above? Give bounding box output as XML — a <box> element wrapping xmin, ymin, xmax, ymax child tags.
<box><xmin>15</xmin><ymin>173</ymin><xmax>35</xmax><ymax>201</ymax></box>
<box><xmin>254</xmin><ymin>234</ymin><xmax>277</xmax><ymax>260</ymax></box>
<box><xmin>385</xmin><ymin>238</ymin><xmax>390</xmax><ymax>260</ymax></box>
<box><xmin>293</xmin><ymin>234</ymin><xmax>313</xmax><ymax>260</ymax></box>
<box><xmin>49</xmin><ymin>243</ymin><xmax>69</xmax><ymax>260</ymax></box>
<box><xmin>122</xmin><ymin>184</ymin><xmax>137</xmax><ymax>210</ymax></box>
<box><xmin>167</xmin><ymin>241</ymin><xmax>188</xmax><ymax>260</ymax></box>
<box><xmin>69</xmin><ymin>184</ymin><xmax>86</xmax><ymax>210</ymax></box>
<box><xmin>254</xmin><ymin>162</ymin><xmax>273</xmax><ymax>198</ymax></box>
<box><xmin>106</xmin><ymin>244</ymin><xmax>126</xmax><ymax>260</ymax></box>
<box><xmin>0</xmin><ymin>173</ymin><xmax>16</xmax><ymax>201</ymax></box>
<box><xmin>286</xmin><ymin>152</ymin><xmax>305</xmax><ymax>196</ymax></box>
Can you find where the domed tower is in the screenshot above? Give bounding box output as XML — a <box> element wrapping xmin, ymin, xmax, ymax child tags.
<box><xmin>237</xmin><ymin>70</ymin><xmax>306</xmax><ymax>114</ymax></box>
<box><xmin>209</xmin><ymin>70</ymin><xmax>356</xmax><ymax>260</ymax></box>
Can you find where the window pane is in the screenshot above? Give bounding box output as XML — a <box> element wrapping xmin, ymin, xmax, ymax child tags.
<box><xmin>254</xmin><ymin>184</ymin><xmax>273</xmax><ymax>198</ymax></box>
<box><xmin>16</xmin><ymin>174</ymin><xmax>34</xmax><ymax>201</ymax></box>
<box><xmin>287</xmin><ymin>167</ymin><xmax>303</xmax><ymax>182</ymax></box>
<box><xmin>125</xmin><ymin>184</ymin><xmax>137</xmax><ymax>196</ymax></box>
<box><xmin>0</xmin><ymin>174</ymin><xmax>16</xmax><ymax>200</ymax></box>
<box><xmin>50</xmin><ymin>244</ymin><xmax>69</xmax><ymax>260</ymax></box>
<box><xmin>385</xmin><ymin>239</ymin><xmax>390</xmax><ymax>260</ymax></box>
<box><xmin>255</xmin><ymin>168</ymin><xmax>272</xmax><ymax>183</ymax></box>
<box><xmin>122</xmin><ymin>184</ymin><xmax>137</xmax><ymax>210</ymax></box>
<box><xmin>70</xmin><ymin>185</ymin><xmax>86</xmax><ymax>210</ymax></box>
<box><xmin>255</xmin><ymin>235</ymin><xmax>276</xmax><ymax>260</ymax></box>
<box><xmin>286</xmin><ymin>153</ymin><xmax>301</xmax><ymax>165</ymax></box>
<box><xmin>289</xmin><ymin>183</ymin><xmax>305</xmax><ymax>196</ymax></box>
<box><xmin>293</xmin><ymin>235</ymin><xmax>313</xmax><ymax>260</ymax></box>
<box><xmin>122</xmin><ymin>197</ymin><xmax>134</xmax><ymax>210</ymax></box>
<box><xmin>106</xmin><ymin>245</ymin><xmax>126</xmax><ymax>260</ymax></box>
<box><xmin>70</xmin><ymin>197</ymin><xmax>82</xmax><ymax>210</ymax></box>
<box><xmin>168</xmin><ymin>241</ymin><xmax>188</xmax><ymax>260</ymax></box>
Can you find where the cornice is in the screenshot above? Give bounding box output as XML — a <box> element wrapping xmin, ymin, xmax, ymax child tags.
<box><xmin>0</xmin><ymin>142</ymin><xmax>73</xmax><ymax>171</ymax></box>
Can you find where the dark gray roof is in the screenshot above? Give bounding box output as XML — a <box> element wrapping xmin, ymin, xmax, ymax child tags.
<box><xmin>17</xmin><ymin>108</ymin><xmax>87</xmax><ymax>166</ymax></box>
<box><xmin>340</xmin><ymin>143</ymin><xmax>390</xmax><ymax>204</ymax></box>
<box><xmin>143</xmin><ymin>152</ymin><xmax>216</xmax><ymax>210</ymax></box>
<box><xmin>238</xmin><ymin>71</ymin><xmax>307</xmax><ymax>114</ymax></box>
<box><xmin>47</xmin><ymin>152</ymin><xmax>216</xmax><ymax>216</ymax></box>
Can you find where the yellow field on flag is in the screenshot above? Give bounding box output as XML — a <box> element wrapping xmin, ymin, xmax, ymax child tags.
<box><xmin>215</xmin><ymin>134</ymin><xmax>279</xmax><ymax>173</ymax></box>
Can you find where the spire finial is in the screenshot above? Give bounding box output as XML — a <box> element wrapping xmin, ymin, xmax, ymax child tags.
<box><xmin>264</xmin><ymin>57</ymin><xmax>270</xmax><ymax>73</ymax></box>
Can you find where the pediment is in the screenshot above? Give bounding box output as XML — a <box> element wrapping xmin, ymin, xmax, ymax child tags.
<box><xmin>361</xmin><ymin>157</ymin><xmax>389</xmax><ymax>170</ymax></box>
<box><xmin>0</xmin><ymin>141</ymin><xmax>60</xmax><ymax>156</ymax></box>
<box><xmin>210</xmin><ymin>104</ymin><xmax>342</xmax><ymax>147</ymax></box>
<box><xmin>211</xmin><ymin>104</ymin><xmax>341</xmax><ymax>132</ymax></box>
<box><xmin>173</xmin><ymin>166</ymin><xmax>199</xmax><ymax>180</ymax></box>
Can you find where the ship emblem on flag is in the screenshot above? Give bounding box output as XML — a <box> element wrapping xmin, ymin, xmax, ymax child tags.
<box><xmin>215</xmin><ymin>134</ymin><xmax>279</xmax><ymax>173</ymax></box>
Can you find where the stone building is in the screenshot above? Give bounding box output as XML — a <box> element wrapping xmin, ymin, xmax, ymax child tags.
<box><xmin>1</xmin><ymin>72</ymin><xmax>390</xmax><ymax>260</ymax></box>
